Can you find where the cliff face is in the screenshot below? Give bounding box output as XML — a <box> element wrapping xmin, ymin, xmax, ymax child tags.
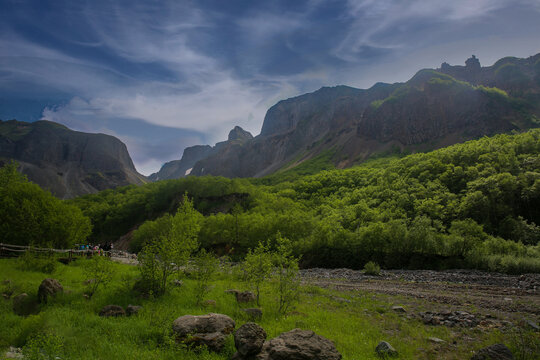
<box><xmin>0</xmin><ymin>120</ymin><xmax>146</xmax><ymax>198</ymax></box>
<box><xmin>186</xmin><ymin>53</ymin><xmax>540</xmax><ymax>178</ymax></box>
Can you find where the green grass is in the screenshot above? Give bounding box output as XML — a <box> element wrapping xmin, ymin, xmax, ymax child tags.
<box><xmin>0</xmin><ymin>259</ymin><xmax>532</xmax><ymax>359</ymax></box>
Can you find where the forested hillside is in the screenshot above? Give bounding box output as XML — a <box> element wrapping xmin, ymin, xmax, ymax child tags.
<box><xmin>69</xmin><ymin>129</ymin><xmax>540</xmax><ymax>273</ymax></box>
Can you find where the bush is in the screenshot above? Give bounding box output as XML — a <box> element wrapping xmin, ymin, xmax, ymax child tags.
<box><xmin>242</xmin><ymin>241</ymin><xmax>273</xmax><ymax>306</ymax></box>
<box><xmin>17</xmin><ymin>251</ymin><xmax>57</xmax><ymax>274</ymax></box>
<box><xmin>363</xmin><ymin>261</ymin><xmax>381</xmax><ymax>276</ymax></box>
<box><xmin>23</xmin><ymin>331</ymin><xmax>64</xmax><ymax>360</ymax></box>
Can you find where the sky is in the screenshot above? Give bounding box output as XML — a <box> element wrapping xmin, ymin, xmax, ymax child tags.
<box><xmin>1</xmin><ymin>0</ymin><xmax>539</xmax><ymax>175</ymax></box>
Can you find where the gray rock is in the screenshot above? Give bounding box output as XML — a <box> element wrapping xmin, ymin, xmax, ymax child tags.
<box><xmin>428</xmin><ymin>337</ymin><xmax>445</xmax><ymax>344</ymax></box>
<box><xmin>126</xmin><ymin>304</ymin><xmax>142</xmax><ymax>316</ymax></box>
<box><xmin>243</xmin><ymin>308</ymin><xmax>263</xmax><ymax>320</ymax></box>
<box><xmin>392</xmin><ymin>306</ymin><xmax>406</xmax><ymax>313</ymax></box>
<box><xmin>38</xmin><ymin>278</ymin><xmax>63</xmax><ymax>303</ymax></box>
<box><xmin>234</xmin><ymin>322</ymin><xmax>267</xmax><ymax>357</ymax></box>
<box><xmin>236</xmin><ymin>291</ymin><xmax>256</xmax><ymax>304</ymax></box>
<box><xmin>256</xmin><ymin>328</ymin><xmax>341</xmax><ymax>360</ymax></box>
<box><xmin>526</xmin><ymin>320</ymin><xmax>539</xmax><ymax>332</ymax></box>
<box><xmin>471</xmin><ymin>343</ymin><xmax>514</xmax><ymax>360</ymax></box>
<box><xmin>375</xmin><ymin>341</ymin><xmax>398</xmax><ymax>357</ymax></box>
<box><xmin>99</xmin><ymin>305</ymin><xmax>126</xmax><ymax>317</ymax></box>
<box><xmin>4</xmin><ymin>346</ymin><xmax>23</xmax><ymax>359</ymax></box>
<box><xmin>173</xmin><ymin>279</ymin><xmax>184</xmax><ymax>287</ymax></box>
<box><xmin>172</xmin><ymin>313</ymin><xmax>235</xmax><ymax>352</ymax></box>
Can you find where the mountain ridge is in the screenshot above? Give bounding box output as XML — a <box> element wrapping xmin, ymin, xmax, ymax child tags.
<box><xmin>171</xmin><ymin>53</ymin><xmax>539</xmax><ymax>179</ymax></box>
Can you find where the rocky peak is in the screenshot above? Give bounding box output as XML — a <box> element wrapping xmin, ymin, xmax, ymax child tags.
<box><xmin>228</xmin><ymin>126</ymin><xmax>253</xmax><ymax>142</ymax></box>
<box><xmin>465</xmin><ymin>55</ymin><xmax>481</xmax><ymax>72</ymax></box>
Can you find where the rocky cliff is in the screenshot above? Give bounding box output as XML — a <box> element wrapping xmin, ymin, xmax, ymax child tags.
<box><xmin>150</xmin><ymin>126</ymin><xmax>253</xmax><ymax>180</ymax></box>
<box><xmin>0</xmin><ymin>119</ymin><xmax>147</xmax><ymax>198</ymax></box>
<box><xmin>185</xmin><ymin>53</ymin><xmax>540</xmax><ymax>178</ymax></box>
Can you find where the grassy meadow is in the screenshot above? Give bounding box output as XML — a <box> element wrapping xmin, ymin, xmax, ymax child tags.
<box><xmin>1</xmin><ymin>257</ymin><xmax>533</xmax><ymax>360</ymax></box>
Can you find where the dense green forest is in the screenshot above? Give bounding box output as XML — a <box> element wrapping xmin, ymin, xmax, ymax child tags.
<box><xmin>2</xmin><ymin>130</ymin><xmax>539</xmax><ymax>273</ymax></box>
<box><xmin>66</xmin><ymin>129</ymin><xmax>540</xmax><ymax>273</ymax></box>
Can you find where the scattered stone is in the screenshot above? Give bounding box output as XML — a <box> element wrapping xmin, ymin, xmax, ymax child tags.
<box><xmin>203</xmin><ymin>299</ymin><xmax>217</xmax><ymax>307</ymax></box>
<box><xmin>4</xmin><ymin>346</ymin><xmax>23</xmax><ymax>359</ymax></box>
<box><xmin>332</xmin><ymin>296</ymin><xmax>352</xmax><ymax>303</ymax></box>
<box><xmin>470</xmin><ymin>343</ymin><xmax>514</xmax><ymax>360</ymax></box>
<box><xmin>242</xmin><ymin>308</ymin><xmax>263</xmax><ymax>320</ymax></box>
<box><xmin>525</xmin><ymin>320</ymin><xmax>539</xmax><ymax>332</ymax></box>
<box><xmin>256</xmin><ymin>329</ymin><xmax>341</xmax><ymax>360</ymax></box>
<box><xmin>172</xmin><ymin>313</ymin><xmax>235</xmax><ymax>352</ymax></box>
<box><xmin>503</xmin><ymin>298</ymin><xmax>512</xmax><ymax>302</ymax></box>
<box><xmin>233</xmin><ymin>322</ymin><xmax>266</xmax><ymax>358</ymax></box>
<box><xmin>126</xmin><ymin>304</ymin><xmax>142</xmax><ymax>316</ymax></box>
<box><xmin>428</xmin><ymin>337</ymin><xmax>445</xmax><ymax>344</ymax></box>
<box><xmin>99</xmin><ymin>305</ymin><xmax>126</xmax><ymax>317</ymax></box>
<box><xmin>392</xmin><ymin>306</ymin><xmax>406</xmax><ymax>313</ymax></box>
<box><xmin>375</xmin><ymin>341</ymin><xmax>398</xmax><ymax>357</ymax></box>
<box><xmin>236</xmin><ymin>291</ymin><xmax>256</xmax><ymax>303</ymax></box>
<box><xmin>420</xmin><ymin>311</ymin><xmax>485</xmax><ymax>328</ymax></box>
<box><xmin>173</xmin><ymin>280</ymin><xmax>183</xmax><ymax>287</ymax></box>
<box><xmin>38</xmin><ymin>278</ymin><xmax>63</xmax><ymax>303</ymax></box>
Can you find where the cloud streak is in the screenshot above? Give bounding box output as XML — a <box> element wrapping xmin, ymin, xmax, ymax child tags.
<box><xmin>1</xmin><ymin>0</ymin><xmax>539</xmax><ymax>174</ymax></box>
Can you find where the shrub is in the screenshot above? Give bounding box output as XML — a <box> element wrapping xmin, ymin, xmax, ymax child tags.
<box><xmin>272</xmin><ymin>232</ymin><xmax>300</xmax><ymax>314</ymax></box>
<box><xmin>17</xmin><ymin>250</ymin><xmax>57</xmax><ymax>274</ymax></box>
<box><xmin>363</xmin><ymin>261</ymin><xmax>381</xmax><ymax>276</ymax></box>
<box><xmin>83</xmin><ymin>256</ymin><xmax>113</xmax><ymax>298</ymax></box>
<box><xmin>23</xmin><ymin>331</ymin><xmax>64</xmax><ymax>360</ymax></box>
<box><xmin>243</xmin><ymin>241</ymin><xmax>273</xmax><ymax>306</ymax></box>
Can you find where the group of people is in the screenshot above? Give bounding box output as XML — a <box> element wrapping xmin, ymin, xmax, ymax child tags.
<box><xmin>77</xmin><ymin>243</ymin><xmax>114</xmax><ymax>256</ymax></box>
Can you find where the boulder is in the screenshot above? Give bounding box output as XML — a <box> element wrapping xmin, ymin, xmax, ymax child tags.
<box><xmin>233</xmin><ymin>323</ymin><xmax>267</xmax><ymax>358</ymax></box>
<box><xmin>471</xmin><ymin>344</ymin><xmax>514</xmax><ymax>360</ymax></box>
<box><xmin>38</xmin><ymin>278</ymin><xmax>63</xmax><ymax>303</ymax></box>
<box><xmin>172</xmin><ymin>313</ymin><xmax>235</xmax><ymax>352</ymax></box>
<box><xmin>256</xmin><ymin>329</ymin><xmax>341</xmax><ymax>360</ymax></box>
<box><xmin>243</xmin><ymin>308</ymin><xmax>263</xmax><ymax>320</ymax></box>
<box><xmin>99</xmin><ymin>305</ymin><xmax>126</xmax><ymax>317</ymax></box>
<box><xmin>126</xmin><ymin>304</ymin><xmax>142</xmax><ymax>316</ymax></box>
<box><xmin>375</xmin><ymin>341</ymin><xmax>398</xmax><ymax>357</ymax></box>
<box><xmin>173</xmin><ymin>279</ymin><xmax>184</xmax><ymax>287</ymax></box>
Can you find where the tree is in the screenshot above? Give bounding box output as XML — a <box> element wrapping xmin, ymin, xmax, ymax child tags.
<box><xmin>192</xmin><ymin>249</ymin><xmax>219</xmax><ymax>305</ymax></box>
<box><xmin>272</xmin><ymin>232</ymin><xmax>300</xmax><ymax>314</ymax></box>
<box><xmin>0</xmin><ymin>162</ymin><xmax>91</xmax><ymax>248</ymax></box>
<box><xmin>137</xmin><ymin>194</ymin><xmax>202</xmax><ymax>295</ymax></box>
<box><xmin>83</xmin><ymin>256</ymin><xmax>113</xmax><ymax>298</ymax></box>
<box><xmin>243</xmin><ymin>241</ymin><xmax>273</xmax><ymax>306</ymax></box>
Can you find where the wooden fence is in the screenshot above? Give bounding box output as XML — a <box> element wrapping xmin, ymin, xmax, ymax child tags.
<box><xmin>0</xmin><ymin>243</ymin><xmax>112</xmax><ymax>260</ymax></box>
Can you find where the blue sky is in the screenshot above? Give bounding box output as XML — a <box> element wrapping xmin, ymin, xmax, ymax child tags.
<box><xmin>1</xmin><ymin>0</ymin><xmax>539</xmax><ymax>174</ymax></box>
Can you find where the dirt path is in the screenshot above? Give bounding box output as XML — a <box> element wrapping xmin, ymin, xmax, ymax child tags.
<box><xmin>300</xmin><ymin>268</ymin><xmax>540</xmax><ymax>319</ymax></box>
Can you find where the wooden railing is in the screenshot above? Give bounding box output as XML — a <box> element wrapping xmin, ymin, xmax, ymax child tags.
<box><xmin>0</xmin><ymin>243</ymin><xmax>113</xmax><ymax>259</ymax></box>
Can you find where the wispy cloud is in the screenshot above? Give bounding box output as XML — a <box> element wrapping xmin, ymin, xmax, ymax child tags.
<box><xmin>1</xmin><ymin>0</ymin><xmax>539</xmax><ymax>175</ymax></box>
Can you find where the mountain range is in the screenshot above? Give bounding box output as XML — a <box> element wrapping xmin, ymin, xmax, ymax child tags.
<box><xmin>1</xmin><ymin>53</ymin><xmax>539</xmax><ymax>197</ymax></box>
<box><xmin>153</xmin><ymin>53</ymin><xmax>539</xmax><ymax>180</ymax></box>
